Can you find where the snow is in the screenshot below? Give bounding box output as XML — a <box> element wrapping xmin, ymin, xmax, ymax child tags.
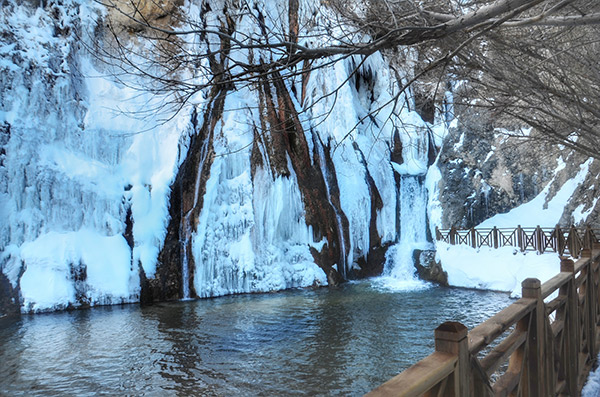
<box><xmin>583</xmin><ymin>355</ymin><xmax>600</xmax><ymax>397</ymax></box>
<box><xmin>391</xmin><ymin>160</ymin><xmax>427</xmax><ymax>176</ymax></box>
<box><xmin>573</xmin><ymin>196</ymin><xmax>599</xmax><ymax>224</ymax></box>
<box><xmin>436</xmin><ymin>242</ymin><xmax>560</xmax><ymax>297</ymax></box>
<box><xmin>17</xmin><ymin>229</ymin><xmax>137</xmax><ymax>312</ymax></box>
<box><xmin>425</xmin><ymin>163</ymin><xmax>443</xmax><ymax>240</ymax></box>
<box><xmin>478</xmin><ymin>158</ymin><xmax>592</xmax><ymax>228</ymax></box>
<box><xmin>453</xmin><ymin>132</ymin><xmax>465</xmax><ymax>151</ymax></box>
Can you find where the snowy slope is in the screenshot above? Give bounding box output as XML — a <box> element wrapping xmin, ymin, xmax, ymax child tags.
<box><xmin>436</xmin><ymin>242</ymin><xmax>559</xmax><ymax>297</ymax></box>
<box><xmin>478</xmin><ymin>158</ymin><xmax>593</xmax><ymax>228</ymax></box>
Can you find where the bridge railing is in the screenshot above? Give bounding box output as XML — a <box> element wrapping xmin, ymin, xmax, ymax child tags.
<box><xmin>436</xmin><ymin>225</ymin><xmax>600</xmax><ymax>257</ymax></box>
<box><xmin>368</xmin><ymin>244</ymin><xmax>600</xmax><ymax>396</ymax></box>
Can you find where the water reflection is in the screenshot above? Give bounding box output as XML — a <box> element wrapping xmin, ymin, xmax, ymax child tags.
<box><xmin>0</xmin><ymin>282</ymin><xmax>512</xmax><ymax>396</ymax></box>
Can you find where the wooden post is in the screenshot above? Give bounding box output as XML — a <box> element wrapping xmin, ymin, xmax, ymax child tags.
<box><xmin>581</xmin><ymin>247</ymin><xmax>592</xmax><ymax>259</ymax></box>
<box><xmin>568</xmin><ymin>225</ymin><xmax>580</xmax><ymax>258</ymax></box>
<box><xmin>535</xmin><ymin>225</ymin><xmax>544</xmax><ymax>254</ymax></box>
<box><xmin>517</xmin><ymin>225</ymin><xmax>524</xmax><ymax>252</ymax></box>
<box><xmin>493</xmin><ymin>227</ymin><xmax>498</xmax><ymax>249</ymax></box>
<box><xmin>557</xmin><ymin>226</ymin><xmax>565</xmax><ymax>256</ymax></box>
<box><xmin>584</xmin><ymin>225</ymin><xmax>593</xmax><ymax>251</ymax></box>
<box><xmin>553</xmin><ymin>224</ymin><xmax>561</xmax><ymax>254</ymax></box>
<box><xmin>436</xmin><ymin>226</ymin><xmax>442</xmax><ymax>241</ymax></box>
<box><xmin>450</xmin><ymin>226</ymin><xmax>457</xmax><ymax>245</ymax></box>
<box><xmin>592</xmin><ymin>244</ymin><xmax>600</xmax><ymax>359</ymax></box>
<box><xmin>522</xmin><ymin>278</ymin><xmax>546</xmax><ymax>396</ymax></box>
<box><xmin>435</xmin><ymin>322</ymin><xmax>470</xmax><ymax>397</ymax></box>
<box><xmin>578</xmin><ymin>246</ymin><xmax>596</xmax><ymax>371</ymax></box>
<box><xmin>561</xmin><ymin>257</ymin><xmax>579</xmax><ymax>396</ymax></box>
<box><xmin>470</xmin><ymin>227</ymin><xmax>477</xmax><ymax>249</ymax></box>
<box><xmin>586</xmin><ymin>255</ymin><xmax>597</xmax><ymax>365</ymax></box>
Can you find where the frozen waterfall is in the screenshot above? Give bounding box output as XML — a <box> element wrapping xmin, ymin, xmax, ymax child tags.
<box><xmin>0</xmin><ymin>0</ymin><xmax>442</xmax><ymax>313</ymax></box>
<box><xmin>375</xmin><ymin>175</ymin><xmax>431</xmax><ymax>291</ymax></box>
<box><xmin>179</xmin><ymin>126</ymin><xmax>212</xmax><ymax>300</ymax></box>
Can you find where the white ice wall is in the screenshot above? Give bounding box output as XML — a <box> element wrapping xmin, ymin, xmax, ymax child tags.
<box><xmin>0</xmin><ymin>1</ymin><xmax>186</xmax><ymax>311</ymax></box>
<box><xmin>1</xmin><ymin>0</ymin><xmax>434</xmax><ymax>311</ymax></box>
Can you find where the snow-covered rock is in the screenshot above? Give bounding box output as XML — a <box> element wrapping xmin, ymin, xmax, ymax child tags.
<box><xmin>434</xmin><ymin>103</ymin><xmax>599</xmax><ymax>229</ymax></box>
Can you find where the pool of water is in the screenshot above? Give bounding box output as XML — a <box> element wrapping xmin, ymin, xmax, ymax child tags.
<box><xmin>0</xmin><ymin>281</ymin><xmax>512</xmax><ymax>396</ymax></box>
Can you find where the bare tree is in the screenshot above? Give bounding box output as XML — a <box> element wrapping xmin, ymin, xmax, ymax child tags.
<box><xmin>92</xmin><ymin>0</ymin><xmax>600</xmax><ymax>157</ymax></box>
<box><xmin>450</xmin><ymin>21</ymin><xmax>600</xmax><ymax>159</ymax></box>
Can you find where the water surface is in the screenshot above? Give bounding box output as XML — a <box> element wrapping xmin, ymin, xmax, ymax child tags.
<box><xmin>0</xmin><ymin>282</ymin><xmax>512</xmax><ymax>396</ymax></box>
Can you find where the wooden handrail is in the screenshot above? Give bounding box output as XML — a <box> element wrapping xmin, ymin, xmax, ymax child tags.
<box><xmin>468</xmin><ymin>298</ymin><xmax>536</xmax><ymax>355</ymax></box>
<box><xmin>367</xmin><ymin>322</ymin><xmax>468</xmax><ymax>397</ymax></box>
<box><xmin>540</xmin><ymin>272</ymin><xmax>571</xmax><ymax>299</ymax></box>
<box><xmin>436</xmin><ymin>225</ymin><xmax>600</xmax><ymax>258</ymax></box>
<box><xmin>365</xmin><ymin>352</ymin><xmax>457</xmax><ymax>397</ymax></box>
<box><xmin>368</xmin><ymin>245</ymin><xmax>600</xmax><ymax>396</ymax></box>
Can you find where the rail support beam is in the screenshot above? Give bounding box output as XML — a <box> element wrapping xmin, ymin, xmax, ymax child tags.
<box><xmin>561</xmin><ymin>257</ymin><xmax>579</xmax><ymax>396</ymax></box>
<box><xmin>522</xmin><ymin>278</ymin><xmax>546</xmax><ymax>396</ymax></box>
<box><xmin>435</xmin><ymin>322</ymin><xmax>470</xmax><ymax>397</ymax></box>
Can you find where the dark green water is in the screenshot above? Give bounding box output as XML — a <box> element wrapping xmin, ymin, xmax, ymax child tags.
<box><xmin>0</xmin><ymin>282</ymin><xmax>512</xmax><ymax>396</ymax></box>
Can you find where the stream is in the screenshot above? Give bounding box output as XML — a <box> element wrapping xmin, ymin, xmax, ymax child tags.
<box><xmin>0</xmin><ymin>282</ymin><xmax>512</xmax><ymax>396</ymax></box>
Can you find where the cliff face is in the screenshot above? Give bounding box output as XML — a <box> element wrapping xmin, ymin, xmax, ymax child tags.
<box><xmin>145</xmin><ymin>1</ymin><xmax>413</xmax><ymax>301</ymax></box>
<box><xmin>0</xmin><ymin>0</ymin><xmax>433</xmax><ymax>313</ymax></box>
<box><xmin>0</xmin><ymin>0</ymin><xmax>184</xmax><ymax>313</ymax></box>
<box><xmin>434</xmin><ymin>106</ymin><xmax>599</xmax><ymax>229</ymax></box>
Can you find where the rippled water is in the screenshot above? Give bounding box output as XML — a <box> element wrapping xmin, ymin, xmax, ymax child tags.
<box><xmin>0</xmin><ymin>282</ymin><xmax>512</xmax><ymax>396</ymax></box>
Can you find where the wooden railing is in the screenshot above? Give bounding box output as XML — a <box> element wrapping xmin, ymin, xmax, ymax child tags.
<box><xmin>367</xmin><ymin>244</ymin><xmax>600</xmax><ymax>396</ymax></box>
<box><xmin>436</xmin><ymin>225</ymin><xmax>600</xmax><ymax>257</ymax></box>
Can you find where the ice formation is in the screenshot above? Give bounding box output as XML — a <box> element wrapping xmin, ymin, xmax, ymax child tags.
<box><xmin>0</xmin><ymin>0</ymin><xmax>438</xmax><ymax>312</ymax></box>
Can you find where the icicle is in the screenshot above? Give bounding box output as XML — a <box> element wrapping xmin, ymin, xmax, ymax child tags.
<box><xmin>315</xmin><ymin>137</ymin><xmax>346</xmax><ymax>278</ymax></box>
<box><xmin>179</xmin><ymin>130</ymin><xmax>212</xmax><ymax>300</ymax></box>
<box><xmin>481</xmin><ymin>181</ymin><xmax>491</xmax><ymax>217</ymax></box>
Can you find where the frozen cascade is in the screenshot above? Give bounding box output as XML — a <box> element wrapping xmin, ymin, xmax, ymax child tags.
<box><xmin>0</xmin><ymin>1</ymin><xmax>185</xmax><ymax>312</ymax></box>
<box><xmin>189</xmin><ymin>90</ymin><xmax>328</xmax><ymax>299</ymax></box>
<box><xmin>376</xmin><ymin>176</ymin><xmax>430</xmax><ymax>290</ymax></box>
<box><xmin>1</xmin><ymin>0</ymin><xmax>439</xmax><ymax>312</ymax></box>
<box><xmin>179</xmin><ymin>128</ymin><xmax>212</xmax><ymax>300</ymax></box>
<box><xmin>383</xmin><ymin>176</ymin><xmax>430</xmax><ymax>288</ymax></box>
<box><xmin>314</xmin><ymin>137</ymin><xmax>347</xmax><ymax>277</ymax></box>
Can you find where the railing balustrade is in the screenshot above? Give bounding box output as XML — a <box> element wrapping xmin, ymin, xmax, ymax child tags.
<box><xmin>436</xmin><ymin>225</ymin><xmax>600</xmax><ymax>258</ymax></box>
<box><xmin>368</xmin><ymin>230</ymin><xmax>600</xmax><ymax>396</ymax></box>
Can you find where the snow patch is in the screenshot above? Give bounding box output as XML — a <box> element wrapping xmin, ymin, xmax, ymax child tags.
<box><xmin>583</xmin><ymin>354</ymin><xmax>600</xmax><ymax>397</ymax></box>
<box><xmin>18</xmin><ymin>229</ymin><xmax>138</xmax><ymax>312</ymax></box>
<box><xmin>573</xmin><ymin>197</ymin><xmax>599</xmax><ymax>224</ymax></box>
<box><xmin>436</xmin><ymin>242</ymin><xmax>559</xmax><ymax>298</ymax></box>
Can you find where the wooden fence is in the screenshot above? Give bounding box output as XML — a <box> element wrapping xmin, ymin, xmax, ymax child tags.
<box><xmin>436</xmin><ymin>225</ymin><xmax>600</xmax><ymax>258</ymax></box>
<box><xmin>368</xmin><ymin>244</ymin><xmax>600</xmax><ymax>396</ymax></box>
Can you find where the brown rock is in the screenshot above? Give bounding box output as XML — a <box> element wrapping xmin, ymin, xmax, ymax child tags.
<box><xmin>413</xmin><ymin>249</ymin><xmax>448</xmax><ymax>286</ymax></box>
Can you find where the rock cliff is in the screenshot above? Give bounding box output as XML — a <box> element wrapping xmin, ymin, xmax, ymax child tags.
<box><xmin>435</xmin><ymin>104</ymin><xmax>599</xmax><ymax>229</ymax></box>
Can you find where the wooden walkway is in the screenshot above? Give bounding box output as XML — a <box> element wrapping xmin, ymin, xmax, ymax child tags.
<box><xmin>368</xmin><ymin>232</ymin><xmax>600</xmax><ymax>396</ymax></box>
